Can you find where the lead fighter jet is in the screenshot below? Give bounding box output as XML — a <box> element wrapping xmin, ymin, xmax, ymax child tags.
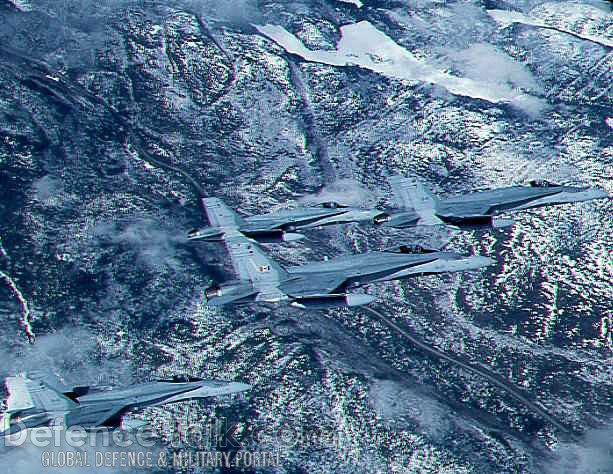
<box><xmin>376</xmin><ymin>175</ymin><xmax>610</xmax><ymax>230</ymax></box>
<box><xmin>1</xmin><ymin>373</ymin><xmax>250</xmax><ymax>436</ymax></box>
<box><xmin>199</xmin><ymin>198</ymin><xmax>493</xmax><ymax>308</ymax></box>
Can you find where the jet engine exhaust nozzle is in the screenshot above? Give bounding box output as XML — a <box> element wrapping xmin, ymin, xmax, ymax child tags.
<box><xmin>187</xmin><ymin>227</ymin><xmax>225</xmax><ymax>242</ymax></box>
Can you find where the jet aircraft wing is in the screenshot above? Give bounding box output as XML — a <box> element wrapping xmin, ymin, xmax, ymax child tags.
<box><xmin>389</xmin><ymin>175</ymin><xmax>417</xmax><ymax>209</ymax></box>
<box><xmin>202</xmin><ymin>197</ymin><xmax>246</xmax><ymax>228</ymax></box>
<box><xmin>437</xmin><ymin>201</ymin><xmax>494</xmax><ymax>218</ymax></box>
<box><xmin>89</xmin><ymin>405</ymin><xmax>126</xmax><ymax>428</ymax></box>
<box><xmin>224</xmin><ymin>235</ymin><xmax>289</xmax><ymax>286</ymax></box>
<box><xmin>202</xmin><ymin>198</ymin><xmax>289</xmax><ymax>286</ymax></box>
<box><xmin>388</xmin><ymin>175</ymin><xmax>444</xmax><ymax>225</ymax></box>
<box><xmin>64</xmin><ymin>403</ymin><xmax>127</xmax><ymax>428</ymax></box>
<box><xmin>281</xmin><ymin>270</ymin><xmax>348</xmax><ymax>296</ymax></box>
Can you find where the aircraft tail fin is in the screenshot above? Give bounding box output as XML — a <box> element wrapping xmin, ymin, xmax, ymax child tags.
<box><xmin>388</xmin><ymin>175</ymin><xmax>442</xmax><ymax>225</ymax></box>
<box><xmin>388</xmin><ymin>175</ymin><xmax>438</xmax><ymax>211</ymax></box>
<box><xmin>5</xmin><ymin>374</ymin><xmax>78</xmax><ymax>413</ymax></box>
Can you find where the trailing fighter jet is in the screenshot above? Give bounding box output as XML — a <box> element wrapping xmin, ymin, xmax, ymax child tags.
<box><xmin>375</xmin><ymin>175</ymin><xmax>610</xmax><ymax>230</ymax></box>
<box><xmin>199</xmin><ymin>198</ymin><xmax>494</xmax><ymax>308</ymax></box>
<box><xmin>0</xmin><ymin>373</ymin><xmax>250</xmax><ymax>436</ymax></box>
<box><xmin>188</xmin><ymin>199</ymin><xmax>380</xmax><ymax>243</ymax></box>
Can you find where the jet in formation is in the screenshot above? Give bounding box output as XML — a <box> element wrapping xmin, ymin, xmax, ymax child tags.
<box><xmin>199</xmin><ymin>198</ymin><xmax>493</xmax><ymax>308</ymax></box>
<box><xmin>188</xmin><ymin>200</ymin><xmax>380</xmax><ymax>243</ymax></box>
<box><xmin>377</xmin><ymin>176</ymin><xmax>610</xmax><ymax>230</ymax></box>
<box><xmin>1</xmin><ymin>373</ymin><xmax>250</xmax><ymax>436</ymax></box>
<box><xmin>188</xmin><ymin>177</ymin><xmax>609</xmax><ymax>241</ymax></box>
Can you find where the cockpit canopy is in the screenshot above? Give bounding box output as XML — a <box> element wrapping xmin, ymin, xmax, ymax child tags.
<box><xmin>529</xmin><ymin>180</ymin><xmax>561</xmax><ymax>188</ymax></box>
<box><xmin>392</xmin><ymin>244</ymin><xmax>439</xmax><ymax>254</ymax></box>
<box><xmin>319</xmin><ymin>201</ymin><xmax>347</xmax><ymax>209</ymax></box>
<box><xmin>157</xmin><ymin>375</ymin><xmax>203</xmax><ymax>383</ymax></box>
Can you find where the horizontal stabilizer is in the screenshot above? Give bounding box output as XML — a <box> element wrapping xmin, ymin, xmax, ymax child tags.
<box><xmin>187</xmin><ymin>226</ymin><xmax>225</xmax><ymax>241</ymax></box>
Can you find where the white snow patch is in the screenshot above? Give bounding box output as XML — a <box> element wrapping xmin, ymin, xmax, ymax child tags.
<box><xmin>488</xmin><ymin>8</ymin><xmax>613</xmax><ymax>48</ymax></box>
<box><xmin>488</xmin><ymin>9</ymin><xmax>544</xmax><ymax>29</ymax></box>
<box><xmin>149</xmin><ymin>24</ymin><xmax>163</xmax><ymax>35</ymax></box>
<box><xmin>606</xmin><ymin>117</ymin><xmax>613</xmax><ymax>129</ymax></box>
<box><xmin>255</xmin><ymin>21</ymin><xmax>538</xmax><ymax>110</ymax></box>
<box><xmin>0</xmin><ymin>270</ymin><xmax>35</xmax><ymax>342</ymax></box>
<box><xmin>8</xmin><ymin>0</ymin><xmax>33</xmax><ymax>11</ymax></box>
<box><xmin>337</xmin><ymin>0</ymin><xmax>363</xmax><ymax>7</ymax></box>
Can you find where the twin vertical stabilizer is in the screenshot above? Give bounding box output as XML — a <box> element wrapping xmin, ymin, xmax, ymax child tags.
<box><xmin>388</xmin><ymin>175</ymin><xmax>443</xmax><ymax>225</ymax></box>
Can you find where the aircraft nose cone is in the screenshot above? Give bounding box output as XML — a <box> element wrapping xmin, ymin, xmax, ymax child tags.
<box><xmin>466</xmin><ymin>256</ymin><xmax>496</xmax><ymax>269</ymax></box>
<box><xmin>225</xmin><ymin>382</ymin><xmax>252</xmax><ymax>394</ymax></box>
<box><xmin>593</xmin><ymin>189</ymin><xmax>611</xmax><ymax>199</ymax></box>
<box><xmin>574</xmin><ymin>188</ymin><xmax>610</xmax><ymax>201</ymax></box>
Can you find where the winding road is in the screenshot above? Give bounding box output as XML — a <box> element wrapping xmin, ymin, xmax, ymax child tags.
<box><xmin>362</xmin><ymin>305</ymin><xmax>576</xmax><ymax>437</ymax></box>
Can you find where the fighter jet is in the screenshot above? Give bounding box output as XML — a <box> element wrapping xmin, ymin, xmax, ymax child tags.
<box><xmin>199</xmin><ymin>198</ymin><xmax>494</xmax><ymax>308</ymax></box>
<box><xmin>0</xmin><ymin>373</ymin><xmax>250</xmax><ymax>436</ymax></box>
<box><xmin>375</xmin><ymin>175</ymin><xmax>610</xmax><ymax>230</ymax></box>
<box><xmin>188</xmin><ymin>199</ymin><xmax>380</xmax><ymax>243</ymax></box>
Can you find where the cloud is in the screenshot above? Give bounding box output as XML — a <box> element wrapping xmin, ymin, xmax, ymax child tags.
<box><xmin>0</xmin><ymin>328</ymin><xmax>131</xmax><ymax>387</ymax></box>
<box><xmin>32</xmin><ymin>175</ymin><xmax>63</xmax><ymax>202</ymax></box>
<box><xmin>94</xmin><ymin>219</ymin><xmax>187</xmax><ymax>271</ymax></box>
<box><xmin>454</xmin><ymin>43</ymin><xmax>540</xmax><ymax>91</ymax></box>
<box><xmin>449</xmin><ymin>42</ymin><xmax>547</xmax><ymax>117</ymax></box>
<box><xmin>547</xmin><ymin>423</ymin><xmax>613</xmax><ymax>474</ymax></box>
<box><xmin>509</xmin><ymin>94</ymin><xmax>548</xmax><ymax>119</ymax></box>
<box><xmin>299</xmin><ymin>179</ymin><xmax>375</xmax><ymax>207</ymax></box>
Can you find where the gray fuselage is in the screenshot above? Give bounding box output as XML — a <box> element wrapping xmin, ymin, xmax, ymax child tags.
<box><xmin>279</xmin><ymin>250</ymin><xmax>493</xmax><ymax>296</ymax></box>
